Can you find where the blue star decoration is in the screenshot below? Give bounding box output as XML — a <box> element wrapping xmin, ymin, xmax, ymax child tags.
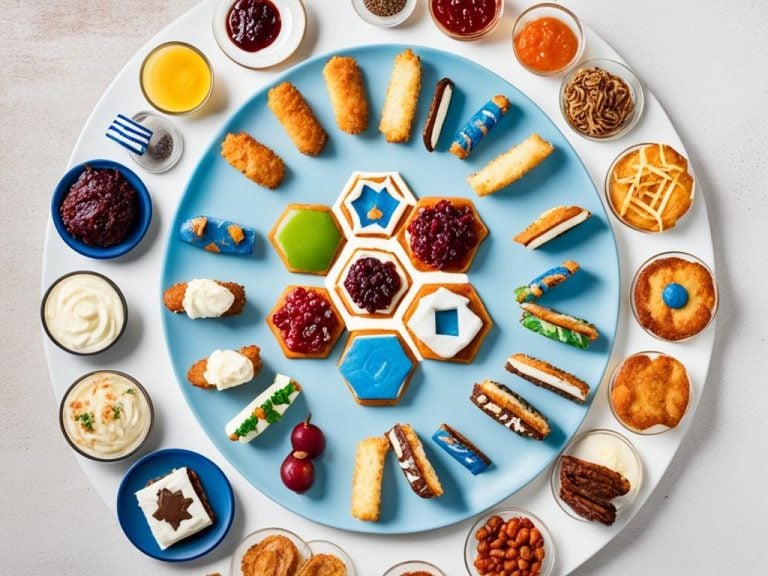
<box><xmin>351</xmin><ymin>184</ymin><xmax>401</xmax><ymax>230</ymax></box>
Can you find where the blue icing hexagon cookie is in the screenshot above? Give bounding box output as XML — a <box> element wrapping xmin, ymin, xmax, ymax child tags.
<box><xmin>338</xmin><ymin>331</ymin><xmax>416</xmax><ymax>406</ymax></box>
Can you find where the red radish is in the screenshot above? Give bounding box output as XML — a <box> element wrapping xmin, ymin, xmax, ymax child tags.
<box><xmin>280</xmin><ymin>451</ymin><xmax>315</xmax><ymax>494</ymax></box>
<box><xmin>290</xmin><ymin>415</ymin><xmax>325</xmax><ymax>459</ymax></box>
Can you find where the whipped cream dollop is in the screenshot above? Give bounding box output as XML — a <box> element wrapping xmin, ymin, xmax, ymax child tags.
<box><xmin>182</xmin><ymin>278</ymin><xmax>234</xmax><ymax>319</ymax></box>
<box><xmin>203</xmin><ymin>349</ymin><xmax>254</xmax><ymax>390</ymax></box>
<box><xmin>62</xmin><ymin>371</ymin><xmax>151</xmax><ymax>460</ymax></box>
<box><xmin>43</xmin><ymin>272</ymin><xmax>125</xmax><ymax>354</ymax></box>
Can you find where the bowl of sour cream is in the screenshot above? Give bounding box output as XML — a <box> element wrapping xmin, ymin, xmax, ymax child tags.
<box><xmin>60</xmin><ymin>371</ymin><xmax>153</xmax><ymax>462</ymax></box>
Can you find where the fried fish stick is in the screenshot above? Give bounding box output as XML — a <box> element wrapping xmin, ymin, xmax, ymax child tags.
<box><xmin>467</xmin><ymin>133</ymin><xmax>554</xmax><ymax>196</ymax></box>
<box><xmin>268</xmin><ymin>82</ymin><xmax>328</xmax><ymax>156</ymax></box>
<box><xmin>221</xmin><ymin>132</ymin><xmax>285</xmax><ymax>190</ymax></box>
<box><xmin>187</xmin><ymin>345</ymin><xmax>262</xmax><ymax>390</ymax></box>
<box><xmin>323</xmin><ymin>55</ymin><xmax>369</xmax><ymax>134</ymax></box>
<box><xmin>379</xmin><ymin>49</ymin><xmax>422</xmax><ymax>143</ymax></box>
<box><xmin>163</xmin><ymin>281</ymin><xmax>246</xmax><ymax>317</ymax></box>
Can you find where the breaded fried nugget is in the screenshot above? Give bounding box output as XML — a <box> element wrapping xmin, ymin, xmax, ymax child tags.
<box><xmin>323</xmin><ymin>55</ymin><xmax>369</xmax><ymax>135</ymax></box>
<box><xmin>163</xmin><ymin>281</ymin><xmax>246</xmax><ymax>316</ymax></box>
<box><xmin>379</xmin><ymin>49</ymin><xmax>422</xmax><ymax>143</ymax></box>
<box><xmin>221</xmin><ymin>132</ymin><xmax>285</xmax><ymax>190</ymax></box>
<box><xmin>268</xmin><ymin>82</ymin><xmax>328</xmax><ymax>156</ymax></box>
<box><xmin>187</xmin><ymin>345</ymin><xmax>262</xmax><ymax>390</ymax></box>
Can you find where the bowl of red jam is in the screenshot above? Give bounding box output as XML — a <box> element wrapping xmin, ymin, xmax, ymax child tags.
<box><xmin>513</xmin><ymin>3</ymin><xmax>584</xmax><ymax>76</ymax></box>
<box><xmin>51</xmin><ymin>160</ymin><xmax>152</xmax><ymax>259</ymax></box>
<box><xmin>429</xmin><ymin>0</ymin><xmax>504</xmax><ymax>41</ymax></box>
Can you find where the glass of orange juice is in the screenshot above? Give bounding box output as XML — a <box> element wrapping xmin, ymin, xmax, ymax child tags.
<box><xmin>140</xmin><ymin>41</ymin><xmax>213</xmax><ymax>115</ymax></box>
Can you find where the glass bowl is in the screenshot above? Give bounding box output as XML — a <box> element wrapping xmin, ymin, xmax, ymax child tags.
<box><xmin>559</xmin><ymin>58</ymin><xmax>645</xmax><ymax>141</ymax></box>
<box><xmin>59</xmin><ymin>370</ymin><xmax>153</xmax><ymax>462</ymax></box>
<box><xmin>383</xmin><ymin>560</ymin><xmax>446</xmax><ymax>576</ymax></box>
<box><xmin>230</xmin><ymin>527</ymin><xmax>312</xmax><ymax>575</ymax></box>
<box><xmin>608</xmin><ymin>351</ymin><xmax>693</xmax><ymax>435</ymax></box>
<box><xmin>464</xmin><ymin>507</ymin><xmax>554</xmax><ymax>576</ymax></box>
<box><xmin>550</xmin><ymin>429</ymin><xmax>643</xmax><ymax>522</ymax></box>
<box><xmin>127</xmin><ymin>111</ymin><xmax>183</xmax><ymax>173</ymax></box>
<box><xmin>352</xmin><ymin>0</ymin><xmax>418</xmax><ymax>28</ymax></box>
<box><xmin>307</xmin><ymin>540</ymin><xmax>356</xmax><ymax>576</ymax></box>
<box><xmin>513</xmin><ymin>3</ymin><xmax>584</xmax><ymax>75</ymax></box>
<box><xmin>140</xmin><ymin>41</ymin><xmax>213</xmax><ymax>115</ymax></box>
<box><xmin>428</xmin><ymin>0</ymin><xmax>504</xmax><ymax>41</ymax></box>
<box><xmin>604</xmin><ymin>142</ymin><xmax>696</xmax><ymax>233</ymax></box>
<box><xmin>630</xmin><ymin>251</ymin><xmax>719</xmax><ymax>342</ymax></box>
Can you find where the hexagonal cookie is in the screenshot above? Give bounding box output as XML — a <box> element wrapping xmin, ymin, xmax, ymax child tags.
<box><xmin>334</xmin><ymin>247</ymin><xmax>412</xmax><ymax>318</ymax></box>
<box><xmin>269</xmin><ymin>204</ymin><xmax>345</xmax><ymax>275</ymax></box>
<box><xmin>398</xmin><ymin>197</ymin><xmax>488</xmax><ymax>273</ymax></box>
<box><xmin>334</xmin><ymin>171</ymin><xmax>416</xmax><ymax>238</ymax></box>
<box><xmin>403</xmin><ymin>283</ymin><xmax>492</xmax><ymax>364</ymax></box>
<box><xmin>338</xmin><ymin>330</ymin><xmax>417</xmax><ymax>406</ymax></box>
<box><xmin>267</xmin><ymin>285</ymin><xmax>345</xmax><ymax>359</ymax></box>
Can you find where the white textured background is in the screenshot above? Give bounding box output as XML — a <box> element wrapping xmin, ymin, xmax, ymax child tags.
<box><xmin>2</xmin><ymin>0</ymin><xmax>767</xmax><ymax>574</ymax></box>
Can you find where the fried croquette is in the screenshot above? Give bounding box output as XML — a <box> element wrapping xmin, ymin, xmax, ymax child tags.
<box><xmin>187</xmin><ymin>345</ymin><xmax>262</xmax><ymax>390</ymax></box>
<box><xmin>379</xmin><ymin>49</ymin><xmax>422</xmax><ymax>143</ymax></box>
<box><xmin>322</xmin><ymin>55</ymin><xmax>369</xmax><ymax>135</ymax></box>
<box><xmin>268</xmin><ymin>82</ymin><xmax>328</xmax><ymax>156</ymax></box>
<box><xmin>163</xmin><ymin>281</ymin><xmax>246</xmax><ymax>316</ymax></box>
<box><xmin>221</xmin><ymin>132</ymin><xmax>285</xmax><ymax>190</ymax></box>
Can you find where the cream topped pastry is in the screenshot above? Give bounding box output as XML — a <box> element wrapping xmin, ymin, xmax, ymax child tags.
<box><xmin>61</xmin><ymin>371</ymin><xmax>152</xmax><ymax>460</ymax></box>
<box><xmin>203</xmin><ymin>349</ymin><xmax>255</xmax><ymax>390</ymax></box>
<box><xmin>182</xmin><ymin>278</ymin><xmax>235</xmax><ymax>319</ymax></box>
<box><xmin>43</xmin><ymin>272</ymin><xmax>125</xmax><ymax>354</ymax></box>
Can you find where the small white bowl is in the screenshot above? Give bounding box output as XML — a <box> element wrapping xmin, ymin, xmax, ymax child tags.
<box><xmin>307</xmin><ymin>540</ymin><xmax>356</xmax><ymax>576</ymax></box>
<box><xmin>383</xmin><ymin>559</ymin><xmax>446</xmax><ymax>576</ymax></box>
<box><xmin>352</xmin><ymin>0</ymin><xmax>418</xmax><ymax>28</ymax></box>
<box><xmin>229</xmin><ymin>527</ymin><xmax>311</xmax><ymax>575</ymax></box>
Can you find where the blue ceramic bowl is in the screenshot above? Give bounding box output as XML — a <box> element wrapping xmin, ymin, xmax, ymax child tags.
<box><xmin>116</xmin><ymin>448</ymin><xmax>235</xmax><ymax>562</ymax></box>
<box><xmin>51</xmin><ymin>159</ymin><xmax>152</xmax><ymax>259</ymax></box>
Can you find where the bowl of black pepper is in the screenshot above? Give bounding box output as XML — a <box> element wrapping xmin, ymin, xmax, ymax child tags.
<box><xmin>51</xmin><ymin>159</ymin><xmax>152</xmax><ymax>259</ymax></box>
<box><xmin>352</xmin><ymin>0</ymin><xmax>417</xmax><ymax>27</ymax></box>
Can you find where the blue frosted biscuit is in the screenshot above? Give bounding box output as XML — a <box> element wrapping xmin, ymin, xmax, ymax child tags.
<box><xmin>450</xmin><ymin>95</ymin><xmax>510</xmax><ymax>159</ymax></box>
<box><xmin>515</xmin><ymin>260</ymin><xmax>580</xmax><ymax>303</ymax></box>
<box><xmin>432</xmin><ymin>423</ymin><xmax>491</xmax><ymax>475</ymax></box>
<box><xmin>179</xmin><ymin>215</ymin><xmax>255</xmax><ymax>255</ymax></box>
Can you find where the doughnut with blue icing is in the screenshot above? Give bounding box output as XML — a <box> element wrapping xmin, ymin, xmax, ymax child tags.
<box><xmin>179</xmin><ymin>215</ymin><xmax>255</xmax><ymax>255</ymax></box>
<box><xmin>450</xmin><ymin>95</ymin><xmax>510</xmax><ymax>159</ymax></box>
<box><xmin>431</xmin><ymin>424</ymin><xmax>491</xmax><ymax>475</ymax></box>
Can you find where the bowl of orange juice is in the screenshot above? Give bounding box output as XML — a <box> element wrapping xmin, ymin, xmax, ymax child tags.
<box><xmin>140</xmin><ymin>41</ymin><xmax>213</xmax><ymax>115</ymax></box>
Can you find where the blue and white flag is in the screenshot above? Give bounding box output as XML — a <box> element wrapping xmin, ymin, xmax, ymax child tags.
<box><xmin>105</xmin><ymin>114</ymin><xmax>153</xmax><ymax>155</ymax></box>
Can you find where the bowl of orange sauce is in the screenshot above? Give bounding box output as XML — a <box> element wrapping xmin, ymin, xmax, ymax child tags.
<box><xmin>140</xmin><ymin>41</ymin><xmax>213</xmax><ymax>115</ymax></box>
<box><xmin>513</xmin><ymin>3</ymin><xmax>584</xmax><ymax>75</ymax></box>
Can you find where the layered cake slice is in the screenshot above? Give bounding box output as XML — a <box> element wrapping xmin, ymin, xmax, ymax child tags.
<box><xmin>387</xmin><ymin>423</ymin><xmax>443</xmax><ymax>499</ymax></box>
<box><xmin>470</xmin><ymin>380</ymin><xmax>551</xmax><ymax>440</ymax></box>
<box><xmin>505</xmin><ymin>353</ymin><xmax>590</xmax><ymax>404</ymax></box>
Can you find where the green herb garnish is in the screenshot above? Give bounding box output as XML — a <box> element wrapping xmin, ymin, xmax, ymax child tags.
<box><xmin>112</xmin><ymin>403</ymin><xmax>123</xmax><ymax>420</ymax></box>
<box><xmin>76</xmin><ymin>412</ymin><xmax>95</xmax><ymax>431</ymax></box>
<box><xmin>124</xmin><ymin>388</ymin><xmax>135</xmax><ymax>395</ymax></box>
<box><xmin>233</xmin><ymin>415</ymin><xmax>259</xmax><ymax>439</ymax></box>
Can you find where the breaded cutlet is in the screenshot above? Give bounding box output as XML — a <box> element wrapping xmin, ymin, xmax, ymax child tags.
<box><xmin>268</xmin><ymin>82</ymin><xmax>327</xmax><ymax>156</ymax></box>
<box><xmin>379</xmin><ymin>49</ymin><xmax>422</xmax><ymax>143</ymax></box>
<box><xmin>221</xmin><ymin>132</ymin><xmax>285</xmax><ymax>190</ymax></box>
<box><xmin>351</xmin><ymin>436</ymin><xmax>389</xmax><ymax>522</ymax></box>
<box><xmin>163</xmin><ymin>281</ymin><xmax>246</xmax><ymax>316</ymax></box>
<box><xmin>323</xmin><ymin>55</ymin><xmax>369</xmax><ymax>135</ymax></box>
<box><xmin>187</xmin><ymin>345</ymin><xmax>262</xmax><ymax>389</ymax></box>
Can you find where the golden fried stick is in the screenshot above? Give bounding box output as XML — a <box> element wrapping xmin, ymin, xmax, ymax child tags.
<box><xmin>221</xmin><ymin>132</ymin><xmax>285</xmax><ymax>190</ymax></box>
<box><xmin>163</xmin><ymin>281</ymin><xmax>246</xmax><ymax>316</ymax></box>
<box><xmin>187</xmin><ymin>345</ymin><xmax>262</xmax><ymax>390</ymax></box>
<box><xmin>379</xmin><ymin>49</ymin><xmax>422</xmax><ymax>143</ymax></box>
<box><xmin>467</xmin><ymin>133</ymin><xmax>554</xmax><ymax>196</ymax></box>
<box><xmin>268</xmin><ymin>82</ymin><xmax>328</xmax><ymax>156</ymax></box>
<box><xmin>323</xmin><ymin>55</ymin><xmax>369</xmax><ymax>135</ymax></box>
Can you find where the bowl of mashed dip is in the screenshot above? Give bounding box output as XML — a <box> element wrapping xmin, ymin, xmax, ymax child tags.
<box><xmin>42</xmin><ymin>271</ymin><xmax>127</xmax><ymax>355</ymax></box>
<box><xmin>60</xmin><ymin>370</ymin><xmax>153</xmax><ymax>462</ymax></box>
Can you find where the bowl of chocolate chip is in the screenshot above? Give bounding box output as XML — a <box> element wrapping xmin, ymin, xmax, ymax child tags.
<box><xmin>51</xmin><ymin>159</ymin><xmax>152</xmax><ymax>259</ymax></box>
<box><xmin>559</xmin><ymin>58</ymin><xmax>644</xmax><ymax>140</ymax></box>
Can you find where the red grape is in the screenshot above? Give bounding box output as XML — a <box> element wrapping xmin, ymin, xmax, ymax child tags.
<box><xmin>280</xmin><ymin>451</ymin><xmax>315</xmax><ymax>494</ymax></box>
<box><xmin>290</xmin><ymin>415</ymin><xmax>326</xmax><ymax>458</ymax></box>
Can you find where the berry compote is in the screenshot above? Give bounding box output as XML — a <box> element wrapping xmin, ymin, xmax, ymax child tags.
<box><xmin>407</xmin><ymin>199</ymin><xmax>479</xmax><ymax>270</ymax></box>
<box><xmin>271</xmin><ymin>287</ymin><xmax>339</xmax><ymax>354</ymax></box>
<box><xmin>343</xmin><ymin>256</ymin><xmax>402</xmax><ymax>313</ymax></box>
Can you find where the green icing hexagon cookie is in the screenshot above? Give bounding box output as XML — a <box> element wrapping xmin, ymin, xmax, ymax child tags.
<box><xmin>269</xmin><ymin>204</ymin><xmax>345</xmax><ymax>274</ymax></box>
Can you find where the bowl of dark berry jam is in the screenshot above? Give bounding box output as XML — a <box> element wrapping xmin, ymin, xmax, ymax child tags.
<box><xmin>429</xmin><ymin>0</ymin><xmax>504</xmax><ymax>41</ymax></box>
<box><xmin>51</xmin><ymin>160</ymin><xmax>152</xmax><ymax>259</ymax></box>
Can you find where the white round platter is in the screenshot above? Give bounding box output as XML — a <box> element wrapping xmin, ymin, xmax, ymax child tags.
<box><xmin>41</xmin><ymin>0</ymin><xmax>715</xmax><ymax>574</ymax></box>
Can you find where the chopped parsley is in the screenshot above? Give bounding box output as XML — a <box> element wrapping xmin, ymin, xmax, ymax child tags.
<box><xmin>76</xmin><ymin>412</ymin><xmax>95</xmax><ymax>431</ymax></box>
<box><xmin>112</xmin><ymin>403</ymin><xmax>123</xmax><ymax>420</ymax></box>
<box><xmin>124</xmin><ymin>388</ymin><xmax>135</xmax><ymax>395</ymax></box>
<box><xmin>234</xmin><ymin>415</ymin><xmax>259</xmax><ymax>439</ymax></box>
<box><xmin>232</xmin><ymin>382</ymin><xmax>297</xmax><ymax>438</ymax></box>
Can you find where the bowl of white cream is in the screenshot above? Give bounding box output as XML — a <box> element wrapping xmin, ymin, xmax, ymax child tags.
<box><xmin>59</xmin><ymin>370</ymin><xmax>153</xmax><ymax>461</ymax></box>
<box><xmin>42</xmin><ymin>271</ymin><xmax>127</xmax><ymax>355</ymax></box>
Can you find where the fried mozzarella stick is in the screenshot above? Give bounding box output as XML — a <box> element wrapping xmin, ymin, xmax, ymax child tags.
<box><xmin>379</xmin><ymin>49</ymin><xmax>422</xmax><ymax>143</ymax></box>
<box><xmin>221</xmin><ymin>132</ymin><xmax>285</xmax><ymax>190</ymax></box>
<box><xmin>323</xmin><ymin>56</ymin><xmax>369</xmax><ymax>134</ymax></box>
<box><xmin>467</xmin><ymin>133</ymin><xmax>554</xmax><ymax>196</ymax></box>
<box><xmin>268</xmin><ymin>82</ymin><xmax>328</xmax><ymax>156</ymax></box>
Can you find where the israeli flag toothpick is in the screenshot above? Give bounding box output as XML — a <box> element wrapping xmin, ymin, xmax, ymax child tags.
<box><xmin>105</xmin><ymin>114</ymin><xmax>153</xmax><ymax>155</ymax></box>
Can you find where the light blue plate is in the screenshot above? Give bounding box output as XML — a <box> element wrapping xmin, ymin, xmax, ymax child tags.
<box><xmin>161</xmin><ymin>44</ymin><xmax>619</xmax><ymax>534</ymax></box>
<box><xmin>116</xmin><ymin>448</ymin><xmax>234</xmax><ymax>561</ymax></box>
